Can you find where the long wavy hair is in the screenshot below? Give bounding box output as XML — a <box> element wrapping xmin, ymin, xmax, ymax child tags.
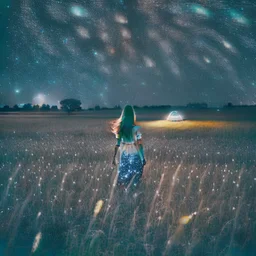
<box><xmin>111</xmin><ymin>105</ymin><xmax>136</xmax><ymax>140</ymax></box>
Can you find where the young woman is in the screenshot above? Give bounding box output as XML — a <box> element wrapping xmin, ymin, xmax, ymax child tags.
<box><xmin>111</xmin><ymin>105</ymin><xmax>146</xmax><ymax>187</ymax></box>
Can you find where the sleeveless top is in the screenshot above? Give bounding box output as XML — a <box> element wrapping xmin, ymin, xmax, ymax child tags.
<box><xmin>116</xmin><ymin>125</ymin><xmax>143</xmax><ymax>159</ymax></box>
<box><xmin>115</xmin><ymin>125</ymin><xmax>142</xmax><ymax>146</ymax></box>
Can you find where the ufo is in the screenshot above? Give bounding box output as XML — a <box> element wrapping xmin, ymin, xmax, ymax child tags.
<box><xmin>167</xmin><ymin>111</ymin><xmax>183</xmax><ymax>122</ymax></box>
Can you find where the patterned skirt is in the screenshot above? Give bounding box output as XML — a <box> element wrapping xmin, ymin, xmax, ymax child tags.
<box><xmin>117</xmin><ymin>150</ymin><xmax>143</xmax><ymax>186</ymax></box>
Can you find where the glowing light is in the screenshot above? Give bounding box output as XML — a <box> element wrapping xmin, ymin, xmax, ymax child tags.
<box><xmin>107</xmin><ymin>47</ymin><xmax>115</xmax><ymax>55</ymax></box>
<box><xmin>229</xmin><ymin>10</ymin><xmax>249</xmax><ymax>25</ymax></box>
<box><xmin>76</xmin><ymin>26</ymin><xmax>90</xmax><ymax>39</ymax></box>
<box><xmin>121</xmin><ymin>27</ymin><xmax>131</xmax><ymax>39</ymax></box>
<box><xmin>203</xmin><ymin>57</ymin><xmax>211</xmax><ymax>64</ymax></box>
<box><xmin>179</xmin><ymin>215</ymin><xmax>192</xmax><ymax>225</ymax></box>
<box><xmin>144</xmin><ymin>56</ymin><xmax>155</xmax><ymax>68</ymax></box>
<box><xmin>191</xmin><ymin>4</ymin><xmax>210</xmax><ymax>17</ymax></box>
<box><xmin>115</xmin><ymin>14</ymin><xmax>128</xmax><ymax>24</ymax></box>
<box><xmin>70</xmin><ymin>5</ymin><xmax>89</xmax><ymax>18</ymax></box>
<box><xmin>92</xmin><ymin>50</ymin><xmax>105</xmax><ymax>61</ymax></box>
<box><xmin>100</xmin><ymin>32</ymin><xmax>110</xmax><ymax>42</ymax></box>
<box><xmin>222</xmin><ymin>40</ymin><xmax>237</xmax><ymax>54</ymax></box>
<box><xmin>167</xmin><ymin>111</ymin><xmax>183</xmax><ymax>121</ymax></box>
<box><xmin>223</xmin><ymin>41</ymin><xmax>232</xmax><ymax>49</ymax></box>
<box><xmin>142</xmin><ymin>120</ymin><xmax>239</xmax><ymax>130</ymax></box>
<box><xmin>33</xmin><ymin>93</ymin><xmax>46</xmax><ymax>106</ymax></box>
<box><xmin>179</xmin><ymin>212</ymin><xmax>197</xmax><ymax>225</ymax></box>
<box><xmin>31</xmin><ymin>232</ymin><xmax>42</xmax><ymax>253</ymax></box>
<box><xmin>93</xmin><ymin>200</ymin><xmax>104</xmax><ymax>217</ymax></box>
<box><xmin>15</xmin><ymin>89</ymin><xmax>20</xmax><ymax>94</ymax></box>
<box><xmin>37</xmin><ymin>212</ymin><xmax>41</xmax><ymax>219</ymax></box>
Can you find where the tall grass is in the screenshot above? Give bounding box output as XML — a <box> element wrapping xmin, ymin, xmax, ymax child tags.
<box><xmin>0</xmin><ymin>115</ymin><xmax>256</xmax><ymax>255</ymax></box>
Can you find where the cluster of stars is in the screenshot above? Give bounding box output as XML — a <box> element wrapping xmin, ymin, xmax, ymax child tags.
<box><xmin>1</xmin><ymin>0</ymin><xmax>256</xmax><ymax>107</ymax></box>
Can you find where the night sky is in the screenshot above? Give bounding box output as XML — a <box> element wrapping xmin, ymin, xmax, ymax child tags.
<box><xmin>1</xmin><ymin>0</ymin><xmax>256</xmax><ymax>108</ymax></box>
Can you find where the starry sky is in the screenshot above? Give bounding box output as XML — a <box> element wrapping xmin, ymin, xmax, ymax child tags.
<box><xmin>0</xmin><ymin>0</ymin><xmax>256</xmax><ymax>108</ymax></box>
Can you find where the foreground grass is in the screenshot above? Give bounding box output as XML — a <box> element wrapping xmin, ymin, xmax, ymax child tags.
<box><xmin>0</xmin><ymin>115</ymin><xmax>256</xmax><ymax>256</ymax></box>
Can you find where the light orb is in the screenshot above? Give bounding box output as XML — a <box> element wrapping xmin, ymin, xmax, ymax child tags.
<box><xmin>33</xmin><ymin>93</ymin><xmax>46</xmax><ymax>106</ymax></box>
<box><xmin>70</xmin><ymin>5</ymin><xmax>89</xmax><ymax>18</ymax></box>
<box><xmin>76</xmin><ymin>26</ymin><xmax>90</xmax><ymax>39</ymax></box>
<box><xmin>203</xmin><ymin>57</ymin><xmax>211</xmax><ymax>64</ymax></box>
<box><xmin>223</xmin><ymin>41</ymin><xmax>232</xmax><ymax>49</ymax></box>
<box><xmin>191</xmin><ymin>4</ymin><xmax>211</xmax><ymax>17</ymax></box>
<box><xmin>115</xmin><ymin>14</ymin><xmax>128</xmax><ymax>24</ymax></box>
<box><xmin>144</xmin><ymin>56</ymin><xmax>155</xmax><ymax>68</ymax></box>
<box><xmin>229</xmin><ymin>10</ymin><xmax>249</xmax><ymax>25</ymax></box>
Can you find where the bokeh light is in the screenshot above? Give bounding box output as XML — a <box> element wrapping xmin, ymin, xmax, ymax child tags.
<box><xmin>190</xmin><ymin>4</ymin><xmax>211</xmax><ymax>17</ymax></box>
<box><xmin>33</xmin><ymin>93</ymin><xmax>46</xmax><ymax>106</ymax></box>
<box><xmin>70</xmin><ymin>5</ymin><xmax>89</xmax><ymax>18</ymax></box>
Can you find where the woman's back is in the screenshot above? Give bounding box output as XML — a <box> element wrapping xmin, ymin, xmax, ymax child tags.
<box><xmin>118</xmin><ymin>125</ymin><xmax>141</xmax><ymax>144</ymax></box>
<box><xmin>111</xmin><ymin>105</ymin><xmax>145</xmax><ymax>187</ymax></box>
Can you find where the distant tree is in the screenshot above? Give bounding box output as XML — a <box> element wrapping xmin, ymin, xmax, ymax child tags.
<box><xmin>202</xmin><ymin>103</ymin><xmax>208</xmax><ymax>109</ymax></box>
<box><xmin>227</xmin><ymin>102</ymin><xmax>233</xmax><ymax>108</ymax></box>
<box><xmin>94</xmin><ymin>105</ymin><xmax>101</xmax><ymax>110</ymax></box>
<box><xmin>40</xmin><ymin>104</ymin><xmax>50</xmax><ymax>111</ymax></box>
<box><xmin>13</xmin><ymin>104</ymin><xmax>20</xmax><ymax>111</ymax></box>
<box><xmin>23</xmin><ymin>103</ymin><xmax>33</xmax><ymax>111</ymax></box>
<box><xmin>114</xmin><ymin>105</ymin><xmax>121</xmax><ymax>109</ymax></box>
<box><xmin>187</xmin><ymin>102</ymin><xmax>208</xmax><ymax>109</ymax></box>
<box><xmin>51</xmin><ymin>105</ymin><xmax>58</xmax><ymax>111</ymax></box>
<box><xmin>3</xmin><ymin>105</ymin><xmax>10</xmax><ymax>111</ymax></box>
<box><xmin>60</xmin><ymin>98</ymin><xmax>82</xmax><ymax>114</ymax></box>
<box><xmin>33</xmin><ymin>105</ymin><xmax>40</xmax><ymax>111</ymax></box>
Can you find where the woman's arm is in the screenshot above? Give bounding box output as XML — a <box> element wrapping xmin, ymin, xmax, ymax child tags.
<box><xmin>137</xmin><ymin>139</ymin><xmax>146</xmax><ymax>165</ymax></box>
<box><xmin>134</xmin><ymin>127</ymin><xmax>146</xmax><ymax>165</ymax></box>
<box><xmin>112</xmin><ymin>145</ymin><xmax>119</xmax><ymax>165</ymax></box>
<box><xmin>112</xmin><ymin>133</ymin><xmax>121</xmax><ymax>165</ymax></box>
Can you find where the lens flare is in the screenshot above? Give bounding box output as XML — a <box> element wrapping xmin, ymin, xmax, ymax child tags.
<box><xmin>190</xmin><ymin>4</ymin><xmax>211</xmax><ymax>17</ymax></box>
<box><xmin>93</xmin><ymin>200</ymin><xmax>104</xmax><ymax>217</ymax></box>
<box><xmin>33</xmin><ymin>93</ymin><xmax>46</xmax><ymax>106</ymax></box>
<box><xmin>70</xmin><ymin>5</ymin><xmax>89</xmax><ymax>18</ymax></box>
<box><xmin>115</xmin><ymin>13</ymin><xmax>128</xmax><ymax>24</ymax></box>
<box><xmin>179</xmin><ymin>212</ymin><xmax>197</xmax><ymax>225</ymax></box>
<box><xmin>31</xmin><ymin>232</ymin><xmax>42</xmax><ymax>253</ymax></box>
<box><xmin>229</xmin><ymin>10</ymin><xmax>250</xmax><ymax>25</ymax></box>
<box><xmin>204</xmin><ymin>56</ymin><xmax>211</xmax><ymax>63</ymax></box>
<box><xmin>76</xmin><ymin>26</ymin><xmax>90</xmax><ymax>39</ymax></box>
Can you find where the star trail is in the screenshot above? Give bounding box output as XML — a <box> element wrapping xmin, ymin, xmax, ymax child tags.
<box><xmin>1</xmin><ymin>0</ymin><xmax>256</xmax><ymax>107</ymax></box>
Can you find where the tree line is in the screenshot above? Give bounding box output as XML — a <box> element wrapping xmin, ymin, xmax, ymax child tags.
<box><xmin>0</xmin><ymin>101</ymin><xmax>207</xmax><ymax>112</ymax></box>
<box><xmin>1</xmin><ymin>99</ymin><xmax>255</xmax><ymax>113</ymax></box>
<box><xmin>0</xmin><ymin>99</ymin><xmax>82</xmax><ymax>113</ymax></box>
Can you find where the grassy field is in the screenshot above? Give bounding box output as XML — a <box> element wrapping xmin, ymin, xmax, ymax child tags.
<box><xmin>0</xmin><ymin>110</ymin><xmax>256</xmax><ymax>255</ymax></box>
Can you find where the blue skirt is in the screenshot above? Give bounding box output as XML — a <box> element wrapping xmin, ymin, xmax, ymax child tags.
<box><xmin>117</xmin><ymin>151</ymin><xmax>143</xmax><ymax>186</ymax></box>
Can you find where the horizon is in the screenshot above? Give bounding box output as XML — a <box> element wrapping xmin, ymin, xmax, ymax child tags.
<box><xmin>1</xmin><ymin>102</ymin><xmax>256</xmax><ymax>110</ymax></box>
